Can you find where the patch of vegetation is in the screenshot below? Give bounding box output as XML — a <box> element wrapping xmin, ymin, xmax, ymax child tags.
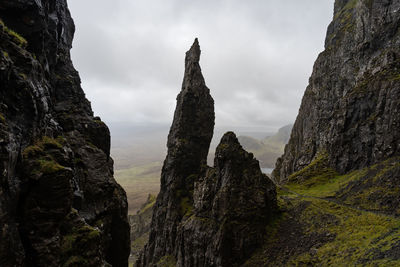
<box><xmin>293</xmin><ymin>197</ymin><xmax>400</xmax><ymax>266</ymax></box>
<box><xmin>138</xmin><ymin>194</ymin><xmax>156</xmax><ymax>215</ymax></box>
<box><xmin>23</xmin><ymin>136</ymin><xmax>64</xmax><ymax>159</ymax></box>
<box><xmin>157</xmin><ymin>255</ymin><xmax>176</xmax><ymax>267</ymax></box>
<box><xmin>0</xmin><ymin>18</ymin><xmax>28</xmax><ymax>48</ymax></box>
<box><xmin>349</xmin><ymin>61</ymin><xmax>400</xmax><ymax>97</ymax></box>
<box><xmin>22</xmin><ymin>145</ymin><xmax>43</xmax><ymax>158</ymax></box>
<box><xmin>0</xmin><ymin>113</ymin><xmax>5</xmax><ymax>123</ymax></box>
<box><xmin>248</xmin><ymin>157</ymin><xmax>400</xmax><ymax>265</ymax></box>
<box><xmin>22</xmin><ymin>136</ymin><xmax>67</xmax><ymax>175</ymax></box>
<box><xmin>93</xmin><ymin>118</ymin><xmax>105</xmax><ymax>126</ymax></box>
<box><xmin>61</xmin><ymin>223</ymin><xmax>101</xmax><ymax>264</ymax></box>
<box><xmin>132</xmin><ymin>233</ymin><xmax>149</xmax><ymax>250</ymax></box>
<box><xmin>287</xmin><ymin>168</ymin><xmax>367</xmax><ymax>198</ymax></box>
<box><xmin>246</xmin><ymin>190</ymin><xmax>400</xmax><ymax>266</ymax></box>
<box><xmin>327</xmin><ymin>0</ymin><xmax>358</xmax><ymax>47</ymax></box>
<box><xmin>287</xmin><ymin>157</ymin><xmax>400</xmax><ymax>216</ymax></box>
<box><xmin>336</xmin><ymin>158</ymin><xmax>400</xmax><ymax>215</ymax></box>
<box><xmin>180</xmin><ymin>196</ymin><xmax>193</xmax><ymax>217</ymax></box>
<box><xmin>61</xmin><ymin>225</ymin><xmax>100</xmax><ymax>253</ymax></box>
<box><xmin>390</xmin><ymin>73</ymin><xmax>400</xmax><ymax>81</ymax></box>
<box><xmin>42</xmin><ymin>136</ymin><xmax>63</xmax><ymax>149</ymax></box>
<box><xmin>287</xmin><ymin>152</ymin><xmax>338</xmax><ymax>186</ymax></box>
<box><xmin>37</xmin><ymin>159</ymin><xmax>65</xmax><ymax>174</ymax></box>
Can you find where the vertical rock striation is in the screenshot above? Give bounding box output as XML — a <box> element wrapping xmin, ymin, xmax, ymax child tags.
<box><xmin>139</xmin><ymin>38</ymin><xmax>215</xmax><ymax>265</ymax></box>
<box><xmin>274</xmin><ymin>0</ymin><xmax>400</xmax><ymax>183</ymax></box>
<box><xmin>139</xmin><ymin>39</ymin><xmax>277</xmax><ymax>267</ymax></box>
<box><xmin>0</xmin><ymin>0</ymin><xmax>130</xmax><ymax>266</ymax></box>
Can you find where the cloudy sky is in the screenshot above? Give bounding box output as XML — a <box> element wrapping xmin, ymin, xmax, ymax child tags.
<box><xmin>68</xmin><ymin>0</ymin><xmax>334</xmax><ymax>134</ymax></box>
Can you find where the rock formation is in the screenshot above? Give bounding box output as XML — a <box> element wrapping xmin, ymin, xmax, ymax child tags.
<box><xmin>273</xmin><ymin>0</ymin><xmax>400</xmax><ymax>183</ymax></box>
<box><xmin>138</xmin><ymin>39</ymin><xmax>277</xmax><ymax>267</ymax></box>
<box><xmin>130</xmin><ymin>194</ymin><xmax>156</xmax><ymax>263</ymax></box>
<box><xmin>0</xmin><ymin>0</ymin><xmax>130</xmax><ymax>266</ymax></box>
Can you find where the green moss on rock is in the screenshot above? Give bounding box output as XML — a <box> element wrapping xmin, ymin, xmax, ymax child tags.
<box><xmin>61</xmin><ymin>221</ymin><xmax>102</xmax><ymax>266</ymax></box>
<box><xmin>0</xmin><ymin>18</ymin><xmax>28</xmax><ymax>48</ymax></box>
<box><xmin>157</xmin><ymin>255</ymin><xmax>176</xmax><ymax>267</ymax></box>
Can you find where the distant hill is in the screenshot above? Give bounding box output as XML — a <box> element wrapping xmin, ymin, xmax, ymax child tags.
<box><xmin>238</xmin><ymin>124</ymin><xmax>293</xmax><ymax>168</ymax></box>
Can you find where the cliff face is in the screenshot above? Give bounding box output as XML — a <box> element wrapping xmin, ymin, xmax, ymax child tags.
<box><xmin>130</xmin><ymin>194</ymin><xmax>156</xmax><ymax>263</ymax></box>
<box><xmin>274</xmin><ymin>0</ymin><xmax>400</xmax><ymax>183</ymax></box>
<box><xmin>0</xmin><ymin>1</ymin><xmax>130</xmax><ymax>266</ymax></box>
<box><xmin>138</xmin><ymin>40</ymin><xmax>277</xmax><ymax>267</ymax></box>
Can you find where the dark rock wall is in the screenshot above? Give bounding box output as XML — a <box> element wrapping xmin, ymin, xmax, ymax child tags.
<box><xmin>139</xmin><ymin>40</ymin><xmax>277</xmax><ymax>267</ymax></box>
<box><xmin>274</xmin><ymin>0</ymin><xmax>400</xmax><ymax>183</ymax></box>
<box><xmin>0</xmin><ymin>0</ymin><xmax>129</xmax><ymax>266</ymax></box>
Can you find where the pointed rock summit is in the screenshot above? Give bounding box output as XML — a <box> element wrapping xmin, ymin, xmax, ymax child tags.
<box><xmin>139</xmin><ymin>38</ymin><xmax>215</xmax><ymax>265</ymax></box>
<box><xmin>138</xmin><ymin>40</ymin><xmax>277</xmax><ymax>267</ymax></box>
<box><xmin>185</xmin><ymin>38</ymin><xmax>201</xmax><ymax>65</ymax></box>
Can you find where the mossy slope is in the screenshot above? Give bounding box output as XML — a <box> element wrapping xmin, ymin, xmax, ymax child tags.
<box><xmin>245</xmin><ymin>157</ymin><xmax>400</xmax><ymax>266</ymax></box>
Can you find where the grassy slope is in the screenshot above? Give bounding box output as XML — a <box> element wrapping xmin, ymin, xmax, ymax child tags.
<box><xmin>115</xmin><ymin>162</ymin><xmax>161</xmax><ymax>214</ymax></box>
<box><xmin>245</xmin><ymin>157</ymin><xmax>400</xmax><ymax>266</ymax></box>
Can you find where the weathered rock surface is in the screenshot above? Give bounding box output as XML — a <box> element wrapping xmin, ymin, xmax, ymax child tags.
<box><xmin>138</xmin><ymin>39</ymin><xmax>277</xmax><ymax>267</ymax></box>
<box><xmin>273</xmin><ymin>0</ymin><xmax>400</xmax><ymax>183</ymax></box>
<box><xmin>0</xmin><ymin>0</ymin><xmax>129</xmax><ymax>266</ymax></box>
<box><xmin>129</xmin><ymin>194</ymin><xmax>156</xmax><ymax>263</ymax></box>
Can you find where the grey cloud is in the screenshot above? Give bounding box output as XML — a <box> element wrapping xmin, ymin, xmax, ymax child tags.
<box><xmin>68</xmin><ymin>0</ymin><xmax>334</xmax><ymax>132</ymax></box>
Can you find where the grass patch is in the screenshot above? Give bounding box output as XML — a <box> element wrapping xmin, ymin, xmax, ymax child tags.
<box><xmin>61</xmin><ymin>221</ymin><xmax>101</xmax><ymax>267</ymax></box>
<box><xmin>157</xmin><ymin>255</ymin><xmax>176</xmax><ymax>267</ymax></box>
<box><xmin>287</xmin><ymin>168</ymin><xmax>367</xmax><ymax>198</ymax></box>
<box><xmin>0</xmin><ymin>18</ymin><xmax>28</xmax><ymax>48</ymax></box>
<box><xmin>249</xmin><ymin>157</ymin><xmax>400</xmax><ymax>265</ymax></box>
<box><xmin>294</xmin><ymin>197</ymin><xmax>400</xmax><ymax>266</ymax></box>
<box><xmin>37</xmin><ymin>159</ymin><xmax>65</xmax><ymax>174</ymax></box>
<box><xmin>138</xmin><ymin>194</ymin><xmax>156</xmax><ymax>215</ymax></box>
<box><xmin>287</xmin><ymin>152</ymin><xmax>338</xmax><ymax>186</ymax></box>
<box><xmin>180</xmin><ymin>196</ymin><xmax>193</xmax><ymax>216</ymax></box>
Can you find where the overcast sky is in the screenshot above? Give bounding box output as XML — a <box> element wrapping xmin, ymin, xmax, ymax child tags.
<box><xmin>68</xmin><ymin>0</ymin><xmax>334</xmax><ymax>134</ymax></box>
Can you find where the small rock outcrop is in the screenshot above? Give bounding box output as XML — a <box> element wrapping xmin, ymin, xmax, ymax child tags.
<box><xmin>274</xmin><ymin>0</ymin><xmax>400</xmax><ymax>183</ymax></box>
<box><xmin>0</xmin><ymin>0</ymin><xmax>130</xmax><ymax>266</ymax></box>
<box><xmin>138</xmin><ymin>39</ymin><xmax>277</xmax><ymax>267</ymax></box>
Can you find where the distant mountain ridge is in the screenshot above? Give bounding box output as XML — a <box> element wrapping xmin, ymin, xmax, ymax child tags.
<box><xmin>237</xmin><ymin>124</ymin><xmax>293</xmax><ymax>168</ymax></box>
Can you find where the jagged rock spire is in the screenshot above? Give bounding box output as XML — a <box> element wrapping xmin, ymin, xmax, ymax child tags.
<box><xmin>139</xmin><ymin>39</ymin><xmax>215</xmax><ymax>266</ymax></box>
<box><xmin>139</xmin><ymin>40</ymin><xmax>277</xmax><ymax>267</ymax></box>
<box><xmin>185</xmin><ymin>38</ymin><xmax>201</xmax><ymax>65</ymax></box>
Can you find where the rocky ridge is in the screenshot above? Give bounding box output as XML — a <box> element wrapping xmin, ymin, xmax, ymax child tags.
<box><xmin>0</xmin><ymin>0</ymin><xmax>129</xmax><ymax>266</ymax></box>
<box><xmin>274</xmin><ymin>0</ymin><xmax>400</xmax><ymax>183</ymax></box>
<box><xmin>138</xmin><ymin>39</ymin><xmax>277</xmax><ymax>267</ymax></box>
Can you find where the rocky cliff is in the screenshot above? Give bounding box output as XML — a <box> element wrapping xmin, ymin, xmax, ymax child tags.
<box><xmin>130</xmin><ymin>194</ymin><xmax>156</xmax><ymax>263</ymax></box>
<box><xmin>258</xmin><ymin>1</ymin><xmax>400</xmax><ymax>264</ymax></box>
<box><xmin>0</xmin><ymin>0</ymin><xmax>130</xmax><ymax>266</ymax></box>
<box><xmin>138</xmin><ymin>39</ymin><xmax>277</xmax><ymax>267</ymax></box>
<box><xmin>274</xmin><ymin>0</ymin><xmax>400</xmax><ymax>183</ymax></box>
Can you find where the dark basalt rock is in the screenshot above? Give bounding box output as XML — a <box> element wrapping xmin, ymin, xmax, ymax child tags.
<box><xmin>138</xmin><ymin>40</ymin><xmax>277</xmax><ymax>267</ymax></box>
<box><xmin>0</xmin><ymin>0</ymin><xmax>129</xmax><ymax>266</ymax></box>
<box><xmin>273</xmin><ymin>0</ymin><xmax>400</xmax><ymax>183</ymax></box>
<box><xmin>138</xmin><ymin>38</ymin><xmax>215</xmax><ymax>266</ymax></box>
